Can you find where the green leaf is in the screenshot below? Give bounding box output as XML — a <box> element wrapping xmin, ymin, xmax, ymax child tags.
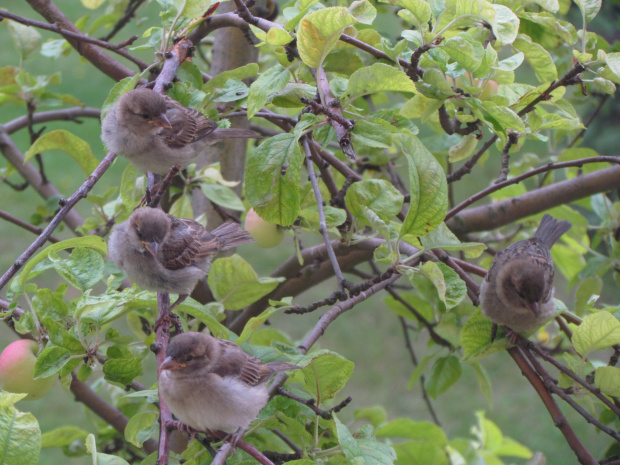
<box><xmin>203</xmin><ymin>64</ymin><xmax>259</xmax><ymax>94</ymax></box>
<box><xmin>419</xmin><ymin>223</ymin><xmax>486</xmax><ymax>258</ymax></box>
<box><xmin>101</xmin><ymin>74</ymin><xmax>141</xmax><ymax>121</ymax></box>
<box><xmin>247</xmin><ymin>64</ymin><xmax>291</xmax><ymax>118</ymax></box>
<box><xmin>199</xmin><ymin>183</ymin><xmax>245</xmax><ymax>211</ymax></box>
<box><xmin>24</xmin><ymin>130</ymin><xmax>99</xmax><ymax>176</ymax></box>
<box><xmin>513</xmin><ymin>34</ymin><xmax>558</xmax><ymax>83</ymax></box>
<box><xmin>178</xmin><ymin>0</ymin><xmax>213</xmax><ymax>18</ymax></box>
<box><xmin>490</xmin><ymin>4</ymin><xmax>519</xmax><ymax>46</ymax></box>
<box><xmin>177</xmin><ymin>61</ymin><xmax>203</xmax><ymax>89</ymax></box>
<box><xmin>174</xmin><ymin>301</ymin><xmax>235</xmax><ymax>340</ymax></box>
<box><xmin>343</xmin><ymin>63</ymin><xmax>417</xmax><ymax>105</ymax></box>
<box><xmin>238</xmin><ymin>305</ymin><xmax>284</xmax><ymax>344</ymax></box>
<box><xmin>7</xmin><ymin>20</ymin><xmax>41</xmax><ymax>61</ymax></box>
<box><xmin>81</xmin><ymin>0</ymin><xmax>106</xmax><ymax>8</ymax></box>
<box><xmin>33</xmin><ymin>346</ymin><xmax>71</xmax><ymax>379</ymax></box>
<box><xmin>297</xmin><ymin>7</ymin><xmax>357</xmax><ymax>68</ymax></box>
<box><xmin>49</xmin><ymin>247</ymin><xmax>105</xmax><ymax>291</ymax></box>
<box><xmin>301</xmin><ymin>351</ymin><xmax>354</xmax><ymax>400</ymax></box>
<box><xmin>377</xmin><ymin>418</ymin><xmax>447</xmax><ymax>445</ymax></box>
<box><xmin>102</xmin><ymin>358</ymin><xmax>143</xmax><ymax>385</ymax></box>
<box><xmin>245</xmin><ymin>134</ymin><xmax>304</xmax><ymax>226</ymax></box>
<box><xmin>483</xmin><ymin>101</ymin><xmax>526</xmax><ymax>133</ymax></box>
<box><xmin>392</xmin><ymin>440</ymin><xmax>448</xmax><ymax>465</ymax></box>
<box><xmin>0</xmin><ymin>393</ymin><xmax>28</xmax><ymax>407</ymax></box>
<box><xmin>168</xmin><ymin>194</ymin><xmax>193</xmax><ymax>219</ymax></box>
<box><xmin>41</xmin><ymin>318</ymin><xmax>84</xmax><ymax>353</ymax></box>
<box><xmin>573</xmin><ymin>0</ymin><xmax>601</xmax><ymax>22</ymax></box>
<box><xmin>120</xmin><ymin>163</ymin><xmax>143</xmax><ymax>213</ymax></box>
<box><xmin>334</xmin><ymin>414</ymin><xmax>365</xmax><ymax>463</ymax></box>
<box><xmin>0</xmin><ymin>403</ymin><xmax>41</xmax><ymax>465</ymax></box>
<box><xmin>378</xmin><ymin>0</ymin><xmax>431</xmax><ymax>25</ymax></box>
<box><xmin>299</xmin><ymin>205</ymin><xmax>347</xmax><ymax>229</ymax></box>
<box><xmin>266</xmin><ymin>27</ymin><xmax>294</xmax><ymax>46</ymax></box>
<box><xmin>605</xmin><ymin>52</ymin><xmax>620</xmax><ymax>81</ymax></box>
<box><xmin>419</xmin><ymin>262</ymin><xmax>466</xmax><ymax>309</ymax></box>
<box><xmin>345</xmin><ymin>179</ymin><xmax>404</xmax><ymax>225</ymax></box>
<box><xmin>594</xmin><ymin>366</ymin><xmax>620</xmax><ymax>397</ymax></box>
<box><xmin>425</xmin><ymin>355</ymin><xmax>461</xmax><ymax>398</ymax></box>
<box><xmin>207</xmin><ymin>255</ymin><xmax>283</xmax><ymax>310</ymax></box>
<box><xmin>125</xmin><ymin>412</ymin><xmax>158</xmax><ymax>448</ymax></box>
<box><xmin>396</xmin><ymin>134</ymin><xmax>447</xmax><ymax>237</ymax></box>
<box><xmin>41</xmin><ymin>426</ymin><xmax>88</xmax><ymax>448</ymax></box>
<box><xmin>442</xmin><ymin>36</ymin><xmax>478</xmax><ymax>72</ymax></box>
<box><xmin>572</xmin><ymin>312</ymin><xmax>620</xmax><ymax>358</ymax></box>
<box><xmin>85</xmin><ymin>433</ymin><xmax>130</xmax><ymax>465</ymax></box>
<box><xmin>461</xmin><ymin>310</ymin><xmax>508</xmax><ymax>361</ymax></box>
<box><xmin>16</xmin><ymin>234</ymin><xmax>107</xmax><ymax>291</ymax></box>
<box><xmin>349</xmin><ymin>0</ymin><xmax>377</xmax><ymax>24</ymax></box>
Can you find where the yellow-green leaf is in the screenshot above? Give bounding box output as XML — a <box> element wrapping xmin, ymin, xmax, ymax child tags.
<box><xmin>25</xmin><ymin>130</ymin><xmax>99</xmax><ymax>176</ymax></box>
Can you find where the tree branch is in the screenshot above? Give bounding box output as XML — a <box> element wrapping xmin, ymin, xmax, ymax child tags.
<box><xmin>448</xmin><ymin>165</ymin><xmax>620</xmax><ymax>235</ymax></box>
<box><xmin>0</xmin><ymin>129</ymin><xmax>85</xmax><ymax>232</ymax></box>
<box><xmin>5</xmin><ymin>107</ymin><xmax>101</xmax><ymax>135</ymax></box>
<box><xmin>25</xmin><ymin>0</ymin><xmax>144</xmax><ymax>80</ymax></box>
<box><xmin>0</xmin><ymin>210</ymin><xmax>60</xmax><ymax>244</ymax></box>
<box><xmin>0</xmin><ymin>151</ymin><xmax>117</xmax><ymax>293</ymax></box>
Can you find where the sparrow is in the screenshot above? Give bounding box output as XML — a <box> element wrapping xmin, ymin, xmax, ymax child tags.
<box><xmin>108</xmin><ymin>207</ymin><xmax>253</xmax><ymax>310</ymax></box>
<box><xmin>159</xmin><ymin>332</ymin><xmax>299</xmax><ymax>443</ymax></box>
<box><xmin>479</xmin><ymin>214</ymin><xmax>571</xmax><ymax>334</ymax></box>
<box><xmin>101</xmin><ymin>88</ymin><xmax>260</xmax><ymax>174</ymax></box>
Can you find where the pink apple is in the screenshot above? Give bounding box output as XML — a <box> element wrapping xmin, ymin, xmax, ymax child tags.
<box><xmin>0</xmin><ymin>339</ymin><xmax>56</xmax><ymax>401</ymax></box>
<box><xmin>479</xmin><ymin>80</ymin><xmax>499</xmax><ymax>101</ymax></box>
<box><xmin>244</xmin><ymin>208</ymin><xmax>284</xmax><ymax>248</ymax></box>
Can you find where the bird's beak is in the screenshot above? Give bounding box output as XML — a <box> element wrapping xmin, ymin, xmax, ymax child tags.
<box><xmin>527</xmin><ymin>301</ymin><xmax>539</xmax><ymax>315</ymax></box>
<box><xmin>142</xmin><ymin>241</ymin><xmax>158</xmax><ymax>258</ymax></box>
<box><xmin>149</xmin><ymin>113</ymin><xmax>172</xmax><ymax>128</ymax></box>
<box><xmin>161</xmin><ymin>356</ymin><xmax>186</xmax><ymax>371</ymax></box>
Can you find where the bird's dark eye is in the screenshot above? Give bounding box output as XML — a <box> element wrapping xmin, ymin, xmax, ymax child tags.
<box><xmin>136</xmin><ymin>229</ymin><xmax>143</xmax><ymax>238</ymax></box>
<box><xmin>185</xmin><ymin>355</ymin><xmax>193</xmax><ymax>362</ymax></box>
<box><xmin>141</xmin><ymin>113</ymin><xmax>149</xmax><ymax>119</ymax></box>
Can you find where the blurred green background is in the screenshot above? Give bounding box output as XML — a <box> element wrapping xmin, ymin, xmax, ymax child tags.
<box><xmin>0</xmin><ymin>0</ymin><xmax>618</xmax><ymax>464</ymax></box>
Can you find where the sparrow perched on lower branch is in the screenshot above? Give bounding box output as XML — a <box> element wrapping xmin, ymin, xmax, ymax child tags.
<box><xmin>159</xmin><ymin>332</ymin><xmax>299</xmax><ymax>444</ymax></box>
<box><xmin>101</xmin><ymin>88</ymin><xmax>260</xmax><ymax>174</ymax></box>
<box><xmin>108</xmin><ymin>207</ymin><xmax>253</xmax><ymax>312</ymax></box>
<box><xmin>479</xmin><ymin>214</ymin><xmax>571</xmax><ymax>334</ymax></box>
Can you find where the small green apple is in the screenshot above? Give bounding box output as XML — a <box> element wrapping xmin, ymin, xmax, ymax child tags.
<box><xmin>0</xmin><ymin>339</ymin><xmax>56</xmax><ymax>401</ymax></box>
<box><xmin>244</xmin><ymin>208</ymin><xmax>284</xmax><ymax>248</ymax></box>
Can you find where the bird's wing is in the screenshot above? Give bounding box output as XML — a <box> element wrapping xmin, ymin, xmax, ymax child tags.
<box><xmin>498</xmin><ymin>237</ymin><xmax>555</xmax><ymax>301</ymax></box>
<box><xmin>159</xmin><ymin>217</ymin><xmax>222</xmax><ymax>270</ymax></box>
<box><xmin>211</xmin><ymin>339</ymin><xmax>273</xmax><ymax>386</ymax></box>
<box><xmin>159</xmin><ymin>97</ymin><xmax>218</xmax><ymax>148</ymax></box>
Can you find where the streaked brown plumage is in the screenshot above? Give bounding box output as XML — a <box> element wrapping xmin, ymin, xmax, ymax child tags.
<box><xmin>108</xmin><ymin>207</ymin><xmax>254</xmax><ymax>296</ymax></box>
<box><xmin>101</xmin><ymin>88</ymin><xmax>260</xmax><ymax>174</ymax></box>
<box><xmin>480</xmin><ymin>214</ymin><xmax>571</xmax><ymax>334</ymax></box>
<box><xmin>159</xmin><ymin>332</ymin><xmax>299</xmax><ymax>440</ymax></box>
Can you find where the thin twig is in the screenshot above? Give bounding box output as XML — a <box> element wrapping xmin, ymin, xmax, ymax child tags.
<box><xmin>0</xmin><ymin>9</ymin><xmax>145</xmax><ymax>69</ymax></box>
<box><xmin>0</xmin><ymin>151</ymin><xmax>117</xmax><ymax>292</ymax></box>
<box><xmin>301</xmin><ymin>137</ymin><xmax>348</xmax><ymax>293</ymax></box>
<box><xmin>399</xmin><ymin>317</ymin><xmax>441</xmax><ymax>425</ymax></box>
<box><xmin>495</xmin><ymin>131</ymin><xmax>519</xmax><ymax>183</ymax></box>
<box><xmin>567</xmin><ymin>94</ymin><xmax>609</xmax><ymax>148</ymax></box>
<box><xmin>276</xmin><ymin>387</ymin><xmax>352</xmax><ymax>419</ymax></box>
<box><xmin>298</xmin><ymin>274</ymin><xmax>400</xmax><ymax>354</ymax></box>
<box><xmin>100</xmin><ymin>0</ymin><xmax>147</xmax><ymax>42</ymax></box>
<box><xmin>0</xmin><ymin>210</ymin><xmax>60</xmax><ymax>244</ymax></box>
<box><xmin>5</xmin><ymin>107</ymin><xmax>101</xmax><ymax>134</ymax></box>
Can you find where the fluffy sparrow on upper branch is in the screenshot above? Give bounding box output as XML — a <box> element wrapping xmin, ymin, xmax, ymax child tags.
<box><xmin>101</xmin><ymin>88</ymin><xmax>260</xmax><ymax>174</ymax></box>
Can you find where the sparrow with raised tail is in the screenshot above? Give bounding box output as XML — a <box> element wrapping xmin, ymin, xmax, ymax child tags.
<box><xmin>479</xmin><ymin>214</ymin><xmax>571</xmax><ymax>334</ymax></box>
<box><xmin>108</xmin><ymin>207</ymin><xmax>253</xmax><ymax>310</ymax></box>
<box><xmin>101</xmin><ymin>88</ymin><xmax>260</xmax><ymax>174</ymax></box>
<box><xmin>159</xmin><ymin>332</ymin><xmax>299</xmax><ymax>443</ymax></box>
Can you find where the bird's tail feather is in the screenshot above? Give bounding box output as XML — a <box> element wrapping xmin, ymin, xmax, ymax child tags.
<box><xmin>534</xmin><ymin>214</ymin><xmax>572</xmax><ymax>248</ymax></box>
<box><xmin>266</xmin><ymin>361</ymin><xmax>301</xmax><ymax>373</ymax></box>
<box><xmin>211</xmin><ymin>222</ymin><xmax>254</xmax><ymax>250</ymax></box>
<box><xmin>209</xmin><ymin>128</ymin><xmax>262</xmax><ymax>139</ymax></box>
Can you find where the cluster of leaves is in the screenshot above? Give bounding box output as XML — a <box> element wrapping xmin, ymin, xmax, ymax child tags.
<box><xmin>1</xmin><ymin>0</ymin><xmax>620</xmax><ymax>464</ymax></box>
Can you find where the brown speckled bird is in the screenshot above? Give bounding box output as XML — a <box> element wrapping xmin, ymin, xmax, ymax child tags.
<box><xmin>108</xmin><ymin>208</ymin><xmax>253</xmax><ymax>310</ymax></box>
<box><xmin>159</xmin><ymin>332</ymin><xmax>299</xmax><ymax>444</ymax></box>
<box><xmin>101</xmin><ymin>88</ymin><xmax>260</xmax><ymax>174</ymax></box>
<box><xmin>479</xmin><ymin>214</ymin><xmax>571</xmax><ymax>334</ymax></box>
